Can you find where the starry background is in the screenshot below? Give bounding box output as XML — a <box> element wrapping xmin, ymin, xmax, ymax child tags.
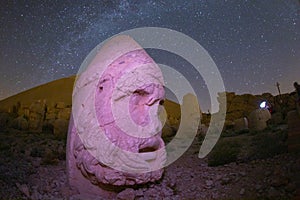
<box><xmin>0</xmin><ymin>0</ymin><xmax>299</xmax><ymax>111</ymax></box>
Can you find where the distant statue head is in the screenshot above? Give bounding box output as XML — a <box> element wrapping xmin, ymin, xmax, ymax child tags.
<box><xmin>294</xmin><ymin>81</ymin><xmax>299</xmax><ymax>88</ymax></box>
<box><xmin>68</xmin><ymin>35</ymin><xmax>167</xmax><ymax>188</ymax></box>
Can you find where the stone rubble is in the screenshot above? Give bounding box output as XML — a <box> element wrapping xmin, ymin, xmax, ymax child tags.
<box><xmin>0</xmin><ymin>131</ymin><xmax>299</xmax><ymax>199</ymax></box>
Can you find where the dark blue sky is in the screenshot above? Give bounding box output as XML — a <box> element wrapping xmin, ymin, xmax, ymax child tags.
<box><xmin>0</xmin><ymin>0</ymin><xmax>299</xmax><ymax>111</ymax></box>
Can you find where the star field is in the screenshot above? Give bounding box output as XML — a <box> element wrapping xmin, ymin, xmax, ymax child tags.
<box><xmin>0</xmin><ymin>0</ymin><xmax>299</xmax><ymax>111</ymax></box>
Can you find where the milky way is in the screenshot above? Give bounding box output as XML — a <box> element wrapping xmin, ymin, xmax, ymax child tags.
<box><xmin>0</xmin><ymin>0</ymin><xmax>299</xmax><ymax>110</ymax></box>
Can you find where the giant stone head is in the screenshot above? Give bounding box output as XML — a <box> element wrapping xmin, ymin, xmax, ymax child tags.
<box><xmin>67</xmin><ymin>35</ymin><xmax>167</xmax><ymax>197</ymax></box>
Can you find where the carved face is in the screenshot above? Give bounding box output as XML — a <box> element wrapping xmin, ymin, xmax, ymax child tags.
<box><xmin>71</xmin><ymin>36</ymin><xmax>166</xmax><ymax>186</ymax></box>
<box><xmin>29</xmin><ymin>112</ymin><xmax>42</xmax><ymax>130</ymax></box>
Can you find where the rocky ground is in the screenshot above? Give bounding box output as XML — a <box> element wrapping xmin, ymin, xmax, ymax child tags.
<box><xmin>0</xmin><ymin>128</ymin><xmax>299</xmax><ymax>200</ymax></box>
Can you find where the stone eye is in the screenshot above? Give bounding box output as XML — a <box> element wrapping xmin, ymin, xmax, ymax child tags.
<box><xmin>159</xmin><ymin>100</ymin><xmax>164</xmax><ymax>105</ymax></box>
<box><xmin>133</xmin><ymin>89</ymin><xmax>149</xmax><ymax>96</ymax></box>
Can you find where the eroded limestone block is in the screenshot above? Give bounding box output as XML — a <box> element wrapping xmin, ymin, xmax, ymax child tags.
<box><xmin>67</xmin><ymin>35</ymin><xmax>167</xmax><ymax>198</ymax></box>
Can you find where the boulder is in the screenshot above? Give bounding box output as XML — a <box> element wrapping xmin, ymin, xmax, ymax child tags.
<box><xmin>53</xmin><ymin>119</ymin><xmax>69</xmax><ymax>137</ymax></box>
<box><xmin>45</xmin><ymin>112</ymin><xmax>56</xmax><ymax>121</ymax></box>
<box><xmin>42</xmin><ymin>121</ymin><xmax>54</xmax><ymax>133</ymax></box>
<box><xmin>11</xmin><ymin>116</ymin><xmax>28</xmax><ymax>131</ymax></box>
<box><xmin>56</xmin><ymin>102</ymin><xmax>65</xmax><ymax>109</ymax></box>
<box><xmin>162</xmin><ymin>120</ymin><xmax>176</xmax><ymax>138</ymax></box>
<box><xmin>234</xmin><ymin>117</ymin><xmax>248</xmax><ymax>132</ymax></box>
<box><xmin>57</xmin><ymin>108</ymin><xmax>71</xmax><ymax>120</ymax></box>
<box><xmin>0</xmin><ymin>112</ymin><xmax>12</xmax><ymax>130</ymax></box>
<box><xmin>248</xmin><ymin>109</ymin><xmax>271</xmax><ymax>131</ymax></box>
<box><xmin>29</xmin><ymin>101</ymin><xmax>45</xmax><ymax>114</ymax></box>
<box><xmin>268</xmin><ymin>112</ymin><xmax>283</xmax><ymax>125</ymax></box>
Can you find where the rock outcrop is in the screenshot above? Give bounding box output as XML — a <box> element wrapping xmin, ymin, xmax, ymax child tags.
<box><xmin>216</xmin><ymin>92</ymin><xmax>296</xmax><ymax>131</ymax></box>
<box><xmin>0</xmin><ymin>100</ymin><xmax>72</xmax><ymax>134</ymax></box>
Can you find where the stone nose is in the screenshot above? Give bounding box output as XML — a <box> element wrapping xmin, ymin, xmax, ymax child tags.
<box><xmin>145</xmin><ymin>85</ymin><xmax>165</xmax><ymax>106</ymax></box>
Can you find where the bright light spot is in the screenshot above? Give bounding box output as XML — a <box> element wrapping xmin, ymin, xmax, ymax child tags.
<box><xmin>260</xmin><ymin>101</ymin><xmax>266</xmax><ymax>109</ymax></box>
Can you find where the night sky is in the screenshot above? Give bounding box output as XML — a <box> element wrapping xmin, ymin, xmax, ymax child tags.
<box><xmin>0</xmin><ymin>0</ymin><xmax>299</xmax><ymax>111</ymax></box>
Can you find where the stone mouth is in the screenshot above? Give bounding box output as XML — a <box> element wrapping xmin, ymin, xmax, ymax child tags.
<box><xmin>138</xmin><ymin>139</ymin><xmax>162</xmax><ymax>162</ymax></box>
<box><xmin>139</xmin><ymin>146</ymin><xmax>157</xmax><ymax>153</ymax></box>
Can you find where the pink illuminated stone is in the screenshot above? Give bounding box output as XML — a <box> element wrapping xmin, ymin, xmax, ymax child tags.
<box><xmin>67</xmin><ymin>35</ymin><xmax>166</xmax><ymax>198</ymax></box>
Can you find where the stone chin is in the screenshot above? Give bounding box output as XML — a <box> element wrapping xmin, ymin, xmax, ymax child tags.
<box><xmin>71</xmin><ymin>122</ymin><xmax>166</xmax><ymax>186</ymax></box>
<box><xmin>67</xmin><ymin>35</ymin><xmax>167</xmax><ymax>189</ymax></box>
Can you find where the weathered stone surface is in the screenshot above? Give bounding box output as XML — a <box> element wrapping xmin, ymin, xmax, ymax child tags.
<box><xmin>116</xmin><ymin>188</ymin><xmax>135</xmax><ymax>200</ymax></box>
<box><xmin>67</xmin><ymin>35</ymin><xmax>166</xmax><ymax>198</ymax></box>
<box><xmin>248</xmin><ymin>109</ymin><xmax>271</xmax><ymax>131</ymax></box>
